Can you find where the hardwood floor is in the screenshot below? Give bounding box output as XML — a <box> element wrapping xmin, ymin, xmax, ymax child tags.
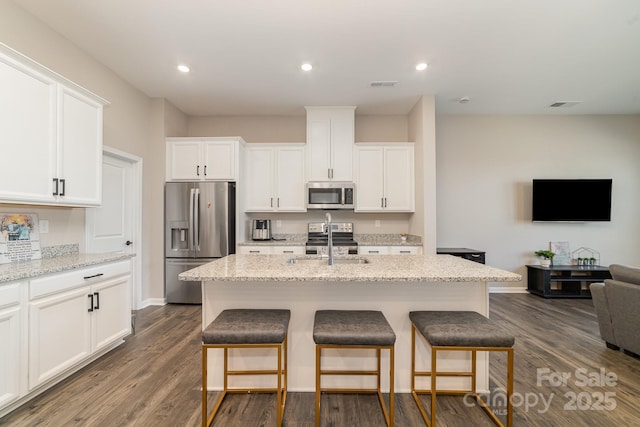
<box><xmin>2</xmin><ymin>294</ymin><xmax>639</xmax><ymax>426</ymax></box>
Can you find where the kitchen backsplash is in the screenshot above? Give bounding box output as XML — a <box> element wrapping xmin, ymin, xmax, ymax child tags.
<box><xmin>245</xmin><ymin>212</ymin><xmax>414</xmax><ymax>236</ymax></box>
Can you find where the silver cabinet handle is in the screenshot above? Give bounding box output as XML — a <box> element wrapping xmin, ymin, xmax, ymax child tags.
<box><xmin>369</xmin><ymin>250</ymin><xmax>379</xmax><ymax>254</ymax></box>
<box><xmin>283</xmin><ymin>250</ymin><xmax>294</xmax><ymax>254</ymax></box>
<box><xmin>270</xmin><ymin>197</ymin><xmax>273</xmax><ymax>207</ymax></box>
<box><xmin>277</xmin><ymin>197</ymin><xmax>280</xmax><ymax>207</ymax></box>
<box><xmin>249</xmin><ymin>250</ymin><xmax>260</xmax><ymax>254</ymax></box>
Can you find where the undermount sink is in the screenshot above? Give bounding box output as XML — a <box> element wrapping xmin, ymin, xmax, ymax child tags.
<box><xmin>287</xmin><ymin>256</ymin><xmax>370</xmax><ymax>266</ymax></box>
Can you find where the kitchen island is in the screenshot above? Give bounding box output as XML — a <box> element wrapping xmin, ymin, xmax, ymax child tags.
<box><xmin>180</xmin><ymin>254</ymin><xmax>520</xmax><ymax>393</ymax></box>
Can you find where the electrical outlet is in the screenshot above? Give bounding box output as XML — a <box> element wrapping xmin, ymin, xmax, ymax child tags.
<box><xmin>39</xmin><ymin>219</ymin><xmax>49</xmax><ymax>234</ymax></box>
<box><xmin>276</xmin><ymin>220</ymin><xmax>282</xmax><ymax>228</ymax></box>
<box><xmin>375</xmin><ymin>220</ymin><xmax>381</xmax><ymax>228</ymax></box>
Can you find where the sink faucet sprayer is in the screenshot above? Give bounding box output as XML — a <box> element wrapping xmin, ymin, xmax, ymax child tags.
<box><xmin>325</xmin><ymin>212</ymin><xmax>333</xmax><ymax>265</ymax></box>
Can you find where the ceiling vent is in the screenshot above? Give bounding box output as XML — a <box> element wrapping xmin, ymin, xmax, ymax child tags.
<box><xmin>549</xmin><ymin>101</ymin><xmax>582</xmax><ymax>108</ymax></box>
<box><xmin>370</xmin><ymin>81</ymin><xmax>398</xmax><ymax>87</ymax></box>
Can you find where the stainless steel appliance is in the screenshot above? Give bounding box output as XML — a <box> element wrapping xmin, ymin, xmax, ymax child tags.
<box><xmin>306</xmin><ymin>182</ymin><xmax>355</xmax><ymax>210</ymax></box>
<box><xmin>165</xmin><ymin>181</ymin><xmax>235</xmax><ymax>304</ymax></box>
<box><xmin>306</xmin><ymin>222</ymin><xmax>358</xmax><ymax>255</ymax></box>
<box><xmin>251</xmin><ymin>219</ymin><xmax>272</xmax><ymax>240</ymax></box>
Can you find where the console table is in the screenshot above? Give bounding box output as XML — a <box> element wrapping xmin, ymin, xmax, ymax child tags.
<box><xmin>526</xmin><ymin>265</ymin><xmax>611</xmax><ymax>298</ymax></box>
<box><xmin>437</xmin><ymin>248</ymin><xmax>485</xmax><ymax>264</ymax></box>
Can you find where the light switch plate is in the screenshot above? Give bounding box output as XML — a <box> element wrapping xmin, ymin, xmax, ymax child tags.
<box><xmin>39</xmin><ymin>219</ymin><xmax>49</xmax><ymax>234</ymax></box>
<box><xmin>375</xmin><ymin>220</ymin><xmax>381</xmax><ymax>227</ymax></box>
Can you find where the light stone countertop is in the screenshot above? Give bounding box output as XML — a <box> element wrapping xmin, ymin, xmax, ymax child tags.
<box><xmin>0</xmin><ymin>252</ymin><xmax>136</xmax><ymax>283</ymax></box>
<box><xmin>355</xmin><ymin>233</ymin><xmax>422</xmax><ymax>247</ymax></box>
<box><xmin>239</xmin><ymin>234</ymin><xmax>306</xmax><ymax>246</ymax></box>
<box><xmin>238</xmin><ymin>233</ymin><xmax>423</xmax><ymax>247</ymax></box>
<box><xmin>179</xmin><ymin>254</ymin><xmax>521</xmax><ymax>283</ymax></box>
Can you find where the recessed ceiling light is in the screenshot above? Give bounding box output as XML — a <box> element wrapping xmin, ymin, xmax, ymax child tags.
<box><xmin>177</xmin><ymin>64</ymin><xmax>190</xmax><ymax>73</ymax></box>
<box><xmin>416</xmin><ymin>63</ymin><xmax>428</xmax><ymax>71</ymax></box>
<box><xmin>301</xmin><ymin>63</ymin><xmax>313</xmax><ymax>71</ymax></box>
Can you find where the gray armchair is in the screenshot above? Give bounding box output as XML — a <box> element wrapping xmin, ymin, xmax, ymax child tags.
<box><xmin>590</xmin><ymin>264</ymin><xmax>640</xmax><ymax>356</ymax></box>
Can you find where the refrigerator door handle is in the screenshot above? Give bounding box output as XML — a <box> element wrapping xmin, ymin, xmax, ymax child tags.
<box><xmin>194</xmin><ymin>188</ymin><xmax>200</xmax><ymax>250</ymax></box>
<box><xmin>189</xmin><ymin>188</ymin><xmax>195</xmax><ymax>251</ymax></box>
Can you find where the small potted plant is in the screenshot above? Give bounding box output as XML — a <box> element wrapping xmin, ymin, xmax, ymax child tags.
<box><xmin>535</xmin><ymin>250</ymin><xmax>555</xmax><ymax>267</ymax></box>
<box><xmin>589</xmin><ymin>257</ymin><xmax>597</xmax><ymax>266</ymax></box>
<box><xmin>400</xmin><ymin>232</ymin><xmax>408</xmax><ymax>243</ymax></box>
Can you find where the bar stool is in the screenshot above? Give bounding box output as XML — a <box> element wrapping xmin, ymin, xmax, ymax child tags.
<box><xmin>201</xmin><ymin>309</ymin><xmax>290</xmax><ymax>427</ymax></box>
<box><xmin>313</xmin><ymin>310</ymin><xmax>396</xmax><ymax>427</ymax></box>
<box><xmin>409</xmin><ymin>311</ymin><xmax>515</xmax><ymax>427</ymax></box>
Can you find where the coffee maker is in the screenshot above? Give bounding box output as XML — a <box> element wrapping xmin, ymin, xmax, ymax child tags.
<box><xmin>251</xmin><ymin>219</ymin><xmax>272</xmax><ymax>240</ymax></box>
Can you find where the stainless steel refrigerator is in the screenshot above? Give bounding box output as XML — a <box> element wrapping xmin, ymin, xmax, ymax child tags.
<box><xmin>165</xmin><ymin>181</ymin><xmax>235</xmax><ymax>304</ymax></box>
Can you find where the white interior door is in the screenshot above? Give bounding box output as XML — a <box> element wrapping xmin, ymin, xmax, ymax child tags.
<box><xmin>86</xmin><ymin>147</ymin><xmax>142</xmax><ymax>309</ymax></box>
<box><xmin>86</xmin><ymin>154</ymin><xmax>133</xmax><ymax>253</ymax></box>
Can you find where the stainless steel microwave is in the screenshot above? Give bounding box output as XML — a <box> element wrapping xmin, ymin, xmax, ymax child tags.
<box><xmin>306</xmin><ymin>182</ymin><xmax>355</xmax><ymax>210</ymax></box>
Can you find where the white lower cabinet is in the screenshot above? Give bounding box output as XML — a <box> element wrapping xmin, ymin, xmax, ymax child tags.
<box><xmin>359</xmin><ymin>246</ymin><xmax>390</xmax><ymax>255</ymax></box>
<box><xmin>27</xmin><ymin>260</ymin><xmax>131</xmax><ymax>391</ymax></box>
<box><xmin>0</xmin><ymin>282</ymin><xmax>25</xmax><ymax>409</ymax></box>
<box><xmin>238</xmin><ymin>246</ymin><xmax>305</xmax><ymax>255</ymax></box>
<box><xmin>360</xmin><ymin>246</ymin><xmax>422</xmax><ymax>255</ymax></box>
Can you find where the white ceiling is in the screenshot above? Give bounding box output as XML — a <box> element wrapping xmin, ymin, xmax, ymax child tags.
<box><xmin>12</xmin><ymin>0</ymin><xmax>640</xmax><ymax>116</ymax></box>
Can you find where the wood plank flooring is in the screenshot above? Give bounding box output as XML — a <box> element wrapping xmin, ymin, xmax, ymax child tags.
<box><xmin>2</xmin><ymin>294</ymin><xmax>639</xmax><ymax>426</ymax></box>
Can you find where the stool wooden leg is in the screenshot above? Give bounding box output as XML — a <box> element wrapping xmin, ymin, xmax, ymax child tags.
<box><xmin>507</xmin><ymin>348</ymin><xmax>514</xmax><ymax>427</ymax></box>
<box><xmin>315</xmin><ymin>345</ymin><xmax>321</xmax><ymax>427</ymax></box>
<box><xmin>389</xmin><ymin>346</ymin><xmax>395</xmax><ymax>427</ymax></box>
<box><xmin>202</xmin><ymin>346</ymin><xmax>207</xmax><ymax>427</ymax></box>
<box><xmin>431</xmin><ymin>347</ymin><xmax>437</xmax><ymax>426</ymax></box>
<box><xmin>277</xmin><ymin>344</ymin><xmax>282</xmax><ymax>426</ymax></box>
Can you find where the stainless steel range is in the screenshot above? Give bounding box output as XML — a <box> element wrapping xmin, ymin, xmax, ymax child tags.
<box><xmin>306</xmin><ymin>222</ymin><xmax>358</xmax><ymax>255</ymax></box>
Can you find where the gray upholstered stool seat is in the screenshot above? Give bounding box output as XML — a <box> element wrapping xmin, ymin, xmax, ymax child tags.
<box><xmin>202</xmin><ymin>309</ymin><xmax>290</xmax><ymax>427</ymax></box>
<box><xmin>409</xmin><ymin>311</ymin><xmax>515</xmax><ymax>348</ymax></box>
<box><xmin>203</xmin><ymin>309</ymin><xmax>290</xmax><ymax>344</ymax></box>
<box><xmin>313</xmin><ymin>310</ymin><xmax>396</xmax><ymax>346</ymax></box>
<box><xmin>313</xmin><ymin>310</ymin><xmax>396</xmax><ymax>427</ymax></box>
<box><xmin>409</xmin><ymin>311</ymin><xmax>515</xmax><ymax>427</ymax></box>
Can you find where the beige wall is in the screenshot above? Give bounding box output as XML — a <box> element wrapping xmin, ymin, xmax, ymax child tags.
<box><xmin>408</xmin><ymin>96</ymin><xmax>437</xmax><ymax>253</ymax></box>
<box><xmin>436</xmin><ymin>115</ymin><xmax>640</xmax><ymax>289</ymax></box>
<box><xmin>1</xmin><ymin>2</ymin><xmax>162</xmax><ymax>305</ymax></box>
<box><xmin>189</xmin><ymin>116</ymin><xmax>306</xmax><ymax>142</ymax></box>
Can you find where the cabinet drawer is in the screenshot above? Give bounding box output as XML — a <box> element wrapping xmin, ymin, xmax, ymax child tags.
<box><xmin>238</xmin><ymin>246</ymin><xmax>271</xmax><ymax>255</ymax></box>
<box><xmin>0</xmin><ymin>282</ymin><xmax>22</xmax><ymax>309</ymax></box>
<box><xmin>29</xmin><ymin>260</ymin><xmax>130</xmax><ymax>300</ymax></box>
<box><xmin>390</xmin><ymin>246</ymin><xmax>422</xmax><ymax>255</ymax></box>
<box><xmin>359</xmin><ymin>246</ymin><xmax>390</xmax><ymax>255</ymax></box>
<box><xmin>270</xmin><ymin>246</ymin><xmax>305</xmax><ymax>255</ymax></box>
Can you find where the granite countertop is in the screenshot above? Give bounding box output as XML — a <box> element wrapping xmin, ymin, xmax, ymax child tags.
<box><xmin>0</xmin><ymin>252</ymin><xmax>136</xmax><ymax>284</ymax></box>
<box><xmin>238</xmin><ymin>233</ymin><xmax>423</xmax><ymax>247</ymax></box>
<box><xmin>355</xmin><ymin>234</ymin><xmax>422</xmax><ymax>247</ymax></box>
<box><xmin>239</xmin><ymin>234</ymin><xmax>307</xmax><ymax>246</ymax></box>
<box><xmin>179</xmin><ymin>254</ymin><xmax>521</xmax><ymax>283</ymax></box>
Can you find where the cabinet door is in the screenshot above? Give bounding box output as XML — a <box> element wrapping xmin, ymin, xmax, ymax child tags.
<box><xmin>29</xmin><ymin>287</ymin><xmax>92</xmax><ymax>390</ymax></box>
<box><xmin>307</xmin><ymin>119</ymin><xmax>332</xmax><ymax>181</ymax></box>
<box><xmin>245</xmin><ymin>147</ymin><xmax>275</xmax><ymax>211</ymax></box>
<box><xmin>57</xmin><ymin>86</ymin><xmax>103</xmax><ymax>206</ymax></box>
<box><xmin>0</xmin><ymin>283</ymin><xmax>24</xmax><ymax>408</ymax></box>
<box><xmin>384</xmin><ymin>146</ymin><xmax>414</xmax><ymax>212</ymax></box>
<box><xmin>275</xmin><ymin>146</ymin><xmax>306</xmax><ymax>211</ymax></box>
<box><xmin>92</xmin><ymin>275</ymin><xmax>131</xmax><ymax>352</ymax></box>
<box><xmin>0</xmin><ymin>55</ymin><xmax>57</xmax><ymax>204</ymax></box>
<box><xmin>354</xmin><ymin>146</ymin><xmax>385</xmax><ymax>211</ymax></box>
<box><xmin>167</xmin><ymin>140</ymin><xmax>201</xmax><ymax>180</ymax></box>
<box><xmin>203</xmin><ymin>140</ymin><xmax>236</xmax><ymax>180</ymax></box>
<box><xmin>329</xmin><ymin>118</ymin><xmax>354</xmax><ymax>181</ymax></box>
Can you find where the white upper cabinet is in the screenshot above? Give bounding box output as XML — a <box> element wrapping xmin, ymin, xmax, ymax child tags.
<box><xmin>354</xmin><ymin>143</ymin><xmax>415</xmax><ymax>212</ymax></box>
<box><xmin>244</xmin><ymin>144</ymin><xmax>306</xmax><ymax>212</ymax></box>
<box><xmin>166</xmin><ymin>137</ymin><xmax>242</xmax><ymax>181</ymax></box>
<box><xmin>0</xmin><ymin>43</ymin><xmax>107</xmax><ymax>207</ymax></box>
<box><xmin>305</xmin><ymin>107</ymin><xmax>355</xmax><ymax>181</ymax></box>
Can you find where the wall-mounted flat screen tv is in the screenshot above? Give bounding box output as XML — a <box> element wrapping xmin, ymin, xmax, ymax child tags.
<box><xmin>532</xmin><ymin>179</ymin><xmax>612</xmax><ymax>222</ymax></box>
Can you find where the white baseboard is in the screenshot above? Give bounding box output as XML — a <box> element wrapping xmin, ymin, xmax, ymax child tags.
<box><xmin>489</xmin><ymin>286</ymin><xmax>528</xmax><ymax>294</ymax></box>
<box><xmin>137</xmin><ymin>298</ymin><xmax>167</xmax><ymax>309</ymax></box>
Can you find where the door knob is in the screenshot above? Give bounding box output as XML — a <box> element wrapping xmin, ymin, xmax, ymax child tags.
<box><xmin>125</xmin><ymin>240</ymin><xmax>133</xmax><ymax>246</ymax></box>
